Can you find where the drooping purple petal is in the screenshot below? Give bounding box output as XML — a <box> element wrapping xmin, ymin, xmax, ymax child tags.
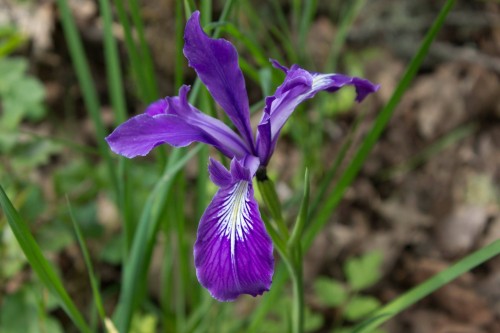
<box><xmin>194</xmin><ymin>160</ymin><xmax>274</xmax><ymax>301</ymax></box>
<box><xmin>183</xmin><ymin>11</ymin><xmax>255</xmax><ymax>152</ymax></box>
<box><xmin>107</xmin><ymin>86</ymin><xmax>252</xmax><ymax>159</ymax></box>
<box><xmin>256</xmin><ymin>60</ymin><xmax>380</xmax><ymax>164</ymax></box>
<box><xmin>153</xmin><ymin>85</ymin><xmax>250</xmax><ymax>158</ymax></box>
<box><xmin>105</xmin><ymin>114</ymin><xmax>207</xmax><ymax>158</ymax></box>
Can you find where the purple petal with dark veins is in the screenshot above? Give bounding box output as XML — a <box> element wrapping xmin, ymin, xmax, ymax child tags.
<box><xmin>208</xmin><ymin>158</ymin><xmax>232</xmax><ymax>187</ymax></box>
<box><xmin>194</xmin><ymin>170</ymin><xmax>274</xmax><ymax>301</ymax></box>
<box><xmin>183</xmin><ymin>11</ymin><xmax>255</xmax><ymax>152</ymax></box>
<box><xmin>256</xmin><ymin>60</ymin><xmax>380</xmax><ymax>164</ymax></box>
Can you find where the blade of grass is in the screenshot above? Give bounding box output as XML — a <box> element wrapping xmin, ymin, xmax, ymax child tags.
<box><xmin>173</xmin><ymin>173</ymin><xmax>188</xmax><ymax>332</ymax></box>
<box><xmin>175</xmin><ymin>0</ymin><xmax>185</xmax><ymax>89</ymax></box>
<box><xmin>305</xmin><ymin>0</ymin><xmax>457</xmax><ymax>248</ymax></box>
<box><xmin>0</xmin><ymin>186</ymin><xmax>91</xmax><ymax>333</ymax></box>
<box><xmin>352</xmin><ymin>240</ymin><xmax>500</xmax><ymax>333</ymax></box>
<box><xmin>218</xmin><ymin>22</ymin><xmax>269</xmax><ymax>67</ymax></box>
<box><xmin>112</xmin><ymin>145</ymin><xmax>201</xmax><ymax>332</ymax></box>
<box><xmin>67</xmin><ymin>198</ymin><xmax>106</xmax><ymax>322</ymax></box>
<box><xmin>249</xmin><ymin>0</ymin><xmax>457</xmax><ymax>329</ymax></box>
<box><xmin>128</xmin><ymin>0</ymin><xmax>159</xmax><ymax>99</ymax></box>
<box><xmin>56</xmin><ymin>0</ymin><xmax>119</xmax><ymax>206</ymax></box>
<box><xmin>99</xmin><ymin>0</ymin><xmax>127</xmax><ymax>125</ymax></box>
<box><xmin>324</xmin><ymin>0</ymin><xmax>366</xmax><ymax>73</ymax></box>
<box><xmin>201</xmin><ymin>0</ymin><xmax>212</xmax><ymax>24</ymax></box>
<box><xmin>298</xmin><ymin>0</ymin><xmax>318</xmax><ymax>65</ymax></box>
<box><xmin>309</xmin><ymin>109</ymin><xmax>367</xmax><ymax>218</ymax></box>
<box><xmin>98</xmin><ymin>0</ymin><xmax>135</xmax><ymax>255</ymax></box>
<box><xmin>195</xmin><ymin>88</ymin><xmax>213</xmax><ymax>222</ymax></box>
<box><xmin>111</xmin><ymin>0</ymin><xmax>149</xmax><ymax>102</ymax></box>
<box><xmin>247</xmin><ymin>265</ymin><xmax>288</xmax><ymax>333</ymax></box>
<box><xmin>160</xmin><ymin>213</ymin><xmax>175</xmax><ymax>331</ymax></box>
<box><xmin>183</xmin><ymin>293</ymin><xmax>214</xmax><ymax>333</ymax></box>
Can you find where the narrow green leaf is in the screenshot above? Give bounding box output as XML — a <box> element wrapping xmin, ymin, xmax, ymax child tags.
<box><xmin>111</xmin><ymin>0</ymin><xmax>149</xmax><ymax>102</ymax></box>
<box><xmin>128</xmin><ymin>0</ymin><xmax>159</xmax><ymax>99</ymax></box>
<box><xmin>288</xmin><ymin>169</ymin><xmax>310</xmax><ymax>249</ymax></box>
<box><xmin>305</xmin><ymin>0</ymin><xmax>457</xmax><ymax>249</ymax></box>
<box><xmin>257</xmin><ymin>178</ymin><xmax>288</xmax><ymax>239</ymax></box>
<box><xmin>324</xmin><ymin>0</ymin><xmax>366</xmax><ymax>73</ymax></box>
<box><xmin>56</xmin><ymin>0</ymin><xmax>119</xmax><ymax>205</ymax></box>
<box><xmin>352</xmin><ymin>239</ymin><xmax>500</xmax><ymax>333</ymax></box>
<box><xmin>112</xmin><ymin>146</ymin><xmax>201</xmax><ymax>332</ymax></box>
<box><xmin>0</xmin><ymin>186</ymin><xmax>91</xmax><ymax>333</ymax></box>
<box><xmin>67</xmin><ymin>198</ymin><xmax>107</xmax><ymax>322</ymax></box>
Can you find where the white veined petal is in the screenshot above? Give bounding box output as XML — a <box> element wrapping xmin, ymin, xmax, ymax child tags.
<box><xmin>217</xmin><ymin>180</ymin><xmax>254</xmax><ymax>260</ymax></box>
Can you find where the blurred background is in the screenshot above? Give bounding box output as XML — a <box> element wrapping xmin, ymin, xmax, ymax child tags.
<box><xmin>0</xmin><ymin>0</ymin><xmax>499</xmax><ymax>332</ymax></box>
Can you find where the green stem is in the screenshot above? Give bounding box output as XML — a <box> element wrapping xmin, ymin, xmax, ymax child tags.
<box><xmin>288</xmin><ymin>169</ymin><xmax>310</xmax><ymax>249</ymax></box>
<box><xmin>256</xmin><ymin>175</ymin><xmax>289</xmax><ymax>239</ymax></box>
<box><xmin>256</xmin><ymin>175</ymin><xmax>305</xmax><ymax>333</ymax></box>
<box><xmin>290</xmin><ymin>247</ymin><xmax>304</xmax><ymax>333</ymax></box>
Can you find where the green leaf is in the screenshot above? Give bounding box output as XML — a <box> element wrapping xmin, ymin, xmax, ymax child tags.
<box><xmin>313</xmin><ymin>277</ymin><xmax>348</xmax><ymax>307</ymax></box>
<box><xmin>352</xmin><ymin>239</ymin><xmax>500</xmax><ymax>333</ymax></box>
<box><xmin>0</xmin><ymin>185</ymin><xmax>92</xmax><ymax>333</ymax></box>
<box><xmin>344</xmin><ymin>296</ymin><xmax>381</xmax><ymax>321</ymax></box>
<box><xmin>0</xmin><ymin>287</ymin><xmax>63</xmax><ymax>333</ymax></box>
<box><xmin>0</xmin><ymin>58</ymin><xmax>46</xmax><ymax>129</ymax></box>
<box><xmin>0</xmin><ymin>57</ymin><xmax>26</xmax><ymax>90</ymax></box>
<box><xmin>130</xmin><ymin>312</ymin><xmax>158</xmax><ymax>333</ymax></box>
<box><xmin>304</xmin><ymin>0</ymin><xmax>457</xmax><ymax>252</ymax></box>
<box><xmin>344</xmin><ymin>251</ymin><xmax>383</xmax><ymax>291</ymax></box>
<box><xmin>99</xmin><ymin>233</ymin><xmax>124</xmax><ymax>264</ymax></box>
<box><xmin>304</xmin><ymin>305</ymin><xmax>324</xmax><ymax>332</ymax></box>
<box><xmin>1</xmin><ymin>227</ymin><xmax>26</xmax><ymax>278</ymax></box>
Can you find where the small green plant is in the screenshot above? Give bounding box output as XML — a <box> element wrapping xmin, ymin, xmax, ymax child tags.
<box><xmin>313</xmin><ymin>251</ymin><xmax>385</xmax><ymax>332</ymax></box>
<box><xmin>0</xmin><ymin>57</ymin><xmax>45</xmax><ymax>131</ymax></box>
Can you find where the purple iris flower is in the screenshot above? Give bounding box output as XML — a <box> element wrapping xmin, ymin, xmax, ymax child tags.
<box><xmin>106</xmin><ymin>11</ymin><xmax>379</xmax><ymax>302</ymax></box>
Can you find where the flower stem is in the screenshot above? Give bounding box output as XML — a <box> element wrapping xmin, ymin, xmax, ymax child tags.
<box><xmin>256</xmin><ymin>171</ymin><xmax>289</xmax><ymax>239</ymax></box>
<box><xmin>290</xmin><ymin>246</ymin><xmax>304</xmax><ymax>333</ymax></box>
<box><xmin>257</xmin><ymin>171</ymin><xmax>308</xmax><ymax>333</ymax></box>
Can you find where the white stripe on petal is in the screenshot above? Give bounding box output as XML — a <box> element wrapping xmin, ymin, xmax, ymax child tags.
<box><xmin>217</xmin><ymin>180</ymin><xmax>253</xmax><ymax>261</ymax></box>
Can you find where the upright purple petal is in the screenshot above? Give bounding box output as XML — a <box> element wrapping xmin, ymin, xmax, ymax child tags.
<box><xmin>256</xmin><ymin>113</ymin><xmax>271</xmax><ymax>163</ymax></box>
<box><xmin>183</xmin><ymin>11</ymin><xmax>255</xmax><ymax>152</ymax></box>
<box><xmin>194</xmin><ymin>160</ymin><xmax>274</xmax><ymax>301</ymax></box>
<box><xmin>256</xmin><ymin>61</ymin><xmax>380</xmax><ymax>164</ymax></box>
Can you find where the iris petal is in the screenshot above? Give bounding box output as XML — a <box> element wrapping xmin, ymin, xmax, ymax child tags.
<box><xmin>105</xmin><ymin>114</ymin><xmax>206</xmax><ymax>158</ymax></box>
<box><xmin>194</xmin><ymin>161</ymin><xmax>274</xmax><ymax>301</ymax></box>
<box><xmin>106</xmin><ymin>86</ymin><xmax>250</xmax><ymax>159</ymax></box>
<box><xmin>183</xmin><ymin>11</ymin><xmax>255</xmax><ymax>152</ymax></box>
<box><xmin>208</xmin><ymin>158</ymin><xmax>232</xmax><ymax>187</ymax></box>
<box><xmin>256</xmin><ymin>60</ymin><xmax>380</xmax><ymax>164</ymax></box>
